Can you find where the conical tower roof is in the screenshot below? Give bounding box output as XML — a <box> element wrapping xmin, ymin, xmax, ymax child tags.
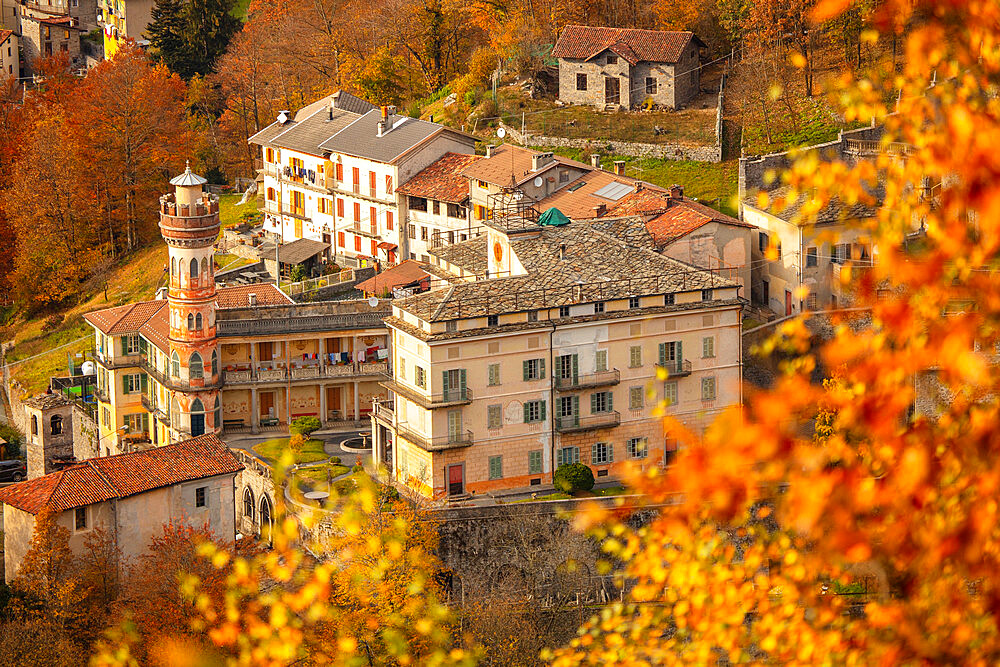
<box><xmin>170</xmin><ymin>160</ymin><xmax>208</xmax><ymax>187</ymax></box>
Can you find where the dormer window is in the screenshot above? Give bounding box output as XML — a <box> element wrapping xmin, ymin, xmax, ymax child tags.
<box><xmin>607</xmin><ymin>55</ymin><xmax>618</xmax><ymax>65</ymax></box>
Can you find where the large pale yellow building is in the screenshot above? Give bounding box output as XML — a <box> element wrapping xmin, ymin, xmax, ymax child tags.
<box><xmin>372</xmin><ymin>211</ymin><xmax>744</xmax><ymax>499</ymax></box>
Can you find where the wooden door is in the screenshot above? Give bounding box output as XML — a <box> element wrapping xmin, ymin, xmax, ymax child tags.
<box><xmin>605</xmin><ymin>77</ymin><xmax>620</xmax><ymax>105</ymax></box>
<box><xmin>294</xmin><ymin>219</ymin><xmax>303</xmax><ymax>238</ymax></box>
<box><xmin>785</xmin><ymin>290</ymin><xmax>793</xmax><ymax>316</ymax></box>
<box><xmin>260</xmin><ymin>392</ymin><xmax>275</xmax><ymax>418</ymax></box>
<box><xmin>260</xmin><ymin>341</ymin><xmax>273</xmax><ymax>361</ymax></box>
<box><xmin>447</xmin><ymin>463</ymin><xmax>464</xmax><ymax>496</ymax></box>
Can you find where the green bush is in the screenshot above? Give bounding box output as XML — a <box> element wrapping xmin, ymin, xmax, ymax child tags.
<box><xmin>553</xmin><ymin>462</ymin><xmax>595</xmax><ymax>494</ymax></box>
<box><xmin>329</xmin><ymin>456</ymin><xmax>341</xmax><ymax>465</ymax></box>
<box><xmin>464</xmin><ymin>89</ymin><xmax>478</xmax><ymax>107</ymax></box>
<box><xmin>352</xmin><ymin>463</ymin><xmax>364</xmax><ymax>473</ymax></box>
<box><xmin>290</xmin><ymin>416</ymin><xmax>322</xmax><ymax>436</ymax></box>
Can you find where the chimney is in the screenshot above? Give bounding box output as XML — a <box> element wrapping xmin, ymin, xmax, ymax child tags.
<box><xmin>532</xmin><ymin>152</ymin><xmax>554</xmax><ymax>171</ymax></box>
<box><xmin>329</xmin><ymin>99</ymin><xmax>334</xmax><ymax>120</ymax></box>
<box><xmin>377</xmin><ymin>105</ymin><xmax>390</xmax><ymax>137</ymax></box>
<box><xmin>669</xmin><ymin>184</ymin><xmax>684</xmax><ymax>199</ymax></box>
<box><xmin>277</xmin><ymin>110</ymin><xmax>290</xmax><ymax>125</ymax></box>
<box><xmin>248</xmin><ymin>293</ymin><xmax>257</xmax><ymax>307</ymax></box>
<box><xmin>590</xmin><ymin>154</ymin><xmax>601</xmax><ymax>169</ymax></box>
<box><xmin>486</xmin><ymin>144</ymin><xmax>496</xmax><ymax>158</ymax></box>
<box><xmin>559</xmin><ymin>242</ymin><xmax>567</xmax><ymax>260</ymax></box>
<box><xmin>613</xmin><ymin>160</ymin><xmax>626</xmax><ymax>176</ymax></box>
<box><xmin>155</xmin><ymin>286</ymin><xmax>168</xmax><ymax>300</ymax></box>
<box><xmin>592</xmin><ymin>203</ymin><xmax>606</xmax><ymax>217</ymax></box>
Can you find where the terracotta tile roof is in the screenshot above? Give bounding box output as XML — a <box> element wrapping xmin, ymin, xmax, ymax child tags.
<box><xmin>83</xmin><ymin>300</ymin><xmax>167</xmax><ymax>336</ymax></box>
<box><xmin>0</xmin><ymin>435</ymin><xmax>243</xmax><ymax>515</ymax></box>
<box><xmin>537</xmin><ymin>172</ymin><xmax>663</xmax><ymax>219</ymax></box>
<box><xmin>395</xmin><ymin>153</ymin><xmax>482</xmax><ymax>203</ymax></box>
<box><xmin>0</xmin><ymin>30</ymin><xmax>14</xmax><ymax>45</ymax></box>
<box><xmin>606</xmin><ymin>190</ymin><xmax>751</xmax><ymax>244</ymax></box>
<box><xmin>85</xmin><ymin>285</ymin><xmax>292</xmax><ymax>340</ymax></box>
<box><xmin>355</xmin><ymin>260</ymin><xmax>431</xmax><ymax>294</ymax></box>
<box><xmin>460</xmin><ymin>144</ymin><xmax>592</xmax><ymax>188</ymax></box>
<box><xmin>552</xmin><ymin>25</ymin><xmax>698</xmax><ymax>65</ymax></box>
<box><xmin>216</xmin><ymin>283</ymin><xmax>293</xmax><ymax>309</ymax></box>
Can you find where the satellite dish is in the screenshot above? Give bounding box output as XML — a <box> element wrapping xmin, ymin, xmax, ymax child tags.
<box><xmin>533</xmin><ymin>176</ymin><xmax>543</xmax><ymax>188</ymax></box>
<box><xmin>497</xmin><ymin>127</ymin><xmax>506</xmax><ymax>138</ymax></box>
<box><xmin>368</xmin><ymin>296</ymin><xmax>380</xmax><ymax>308</ymax></box>
<box><xmin>81</xmin><ymin>361</ymin><xmax>96</xmax><ymax>376</ymax></box>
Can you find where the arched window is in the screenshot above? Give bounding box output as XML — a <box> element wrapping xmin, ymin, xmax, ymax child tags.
<box><xmin>171</xmin><ymin>257</ymin><xmax>177</xmax><ymax>284</ymax></box>
<box><xmin>196</xmin><ymin>313</ymin><xmax>204</xmax><ymax>331</ymax></box>
<box><xmin>190</xmin><ymin>398</ymin><xmax>205</xmax><ymax>437</ymax></box>
<box><xmin>187</xmin><ymin>313</ymin><xmax>195</xmax><ymax>330</ymax></box>
<box><xmin>190</xmin><ymin>352</ymin><xmax>204</xmax><ymax>379</ymax></box>
<box><xmin>190</xmin><ymin>257</ymin><xmax>199</xmax><ymax>279</ymax></box>
<box><xmin>191</xmin><ymin>398</ymin><xmax>204</xmax><ymax>412</ymax></box>
<box><xmin>50</xmin><ymin>414</ymin><xmax>62</xmax><ymax>435</ymax></box>
<box><xmin>260</xmin><ymin>495</ymin><xmax>272</xmax><ymax>539</ymax></box>
<box><xmin>243</xmin><ymin>487</ymin><xmax>255</xmax><ymax>521</ymax></box>
<box><xmin>30</xmin><ymin>415</ymin><xmax>38</xmax><ymax>436</ymax></box>
<box><xmin>201</xmin><ymin>257</ymin><xmax>208</xmax><ymax>278</ymax></box>
<box><xmin>171</xmin><ymin>351</ymin><xmax>180</xmax><ymax>377</ymax></box>
<box><xmin>211</xmin><ymin>350</ymin><xmax>218</xmax><ymax>376</ymax></box>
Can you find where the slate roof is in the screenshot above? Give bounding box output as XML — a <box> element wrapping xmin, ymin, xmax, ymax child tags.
<box><xmin>318</xmin><ymin>110</ymin><xmax>473</xmax><ymax>164</ymax></box>
<box><xmin>537</xmin><ymin>172</ymin><xmax>663</xmax><ymax>219</ymax></box>
<box><xmin>396</xmin><ymin>221</ymin><xmax>736</xmax><ymax>321</ymax></box>
<box><xmin>461</xmin><ymin>144</ymin><xmax>591</xmax><ymax>188</ymax></box>
<box><xmin>0</xmin><ymin>435</ymin><xmax>242</xmax><ymax>515</ymax></box>
<box><xmin>248</xmin><ymin>90</ymin><xmax>377</xmax><ymax>152</ymax></box>
<box><xmin>24</xmin><ymin>393</ymin><xmax>73</xmax><ymax>410</ymax></box>
<box><xmin>552</xmin><ymin>25</ymin><xmax>700</xmax><ymax>65</ymax></box>
<box><xmin>258</xmin><ymin>238</ymin><xmax>330</xmax><ymax>265</ymax></box>
<box><xmin>355</xmin><ymin>260</ymin><xmax>431</xmax><ymax>294</ymax></box>
<box><xmin>428</xmin><ymin>236</ymin><xmax>488</xmax><ymax>275</ymax></box>
<box><xmin>395</xmin><ymin>153</ymin><xmax>482</xmax><ymax>203</ymax></box>
<box><xmin>744</xmin><ymin>186</ymin><xmax>879</xmax><ymax>225</ymax></box>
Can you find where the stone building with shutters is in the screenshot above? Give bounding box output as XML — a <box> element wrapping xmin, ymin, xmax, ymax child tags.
<box><xmin>371</xmin><ymin>206</ymin><xmax>744</xmax><ymax>500</ymax></box>
<box><xmin>85</xmin><ymin>167</ymin><xmax>393</xmax><ymax>456</ymax></box>
<box><xmin>552</xmin><ymin>25</ymin><xmax>705</xmax><ymax>110</ymax></box>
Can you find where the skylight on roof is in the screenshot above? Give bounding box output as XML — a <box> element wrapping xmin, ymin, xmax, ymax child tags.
<box><xmin>593</xmin><ymin>182</ymin><xmax>635</xmax><ymax>201</ymax></box>
<box><xmin>568</xmin><ymin>181</ymin><xmax>587</xmax><ymax>192</ymax></box>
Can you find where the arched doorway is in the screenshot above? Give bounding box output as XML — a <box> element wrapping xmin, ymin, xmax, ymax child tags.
<box><xmin>191</xmin><ymin>398</ymin><xmax>205</xmax><ymax>437</ymax></box>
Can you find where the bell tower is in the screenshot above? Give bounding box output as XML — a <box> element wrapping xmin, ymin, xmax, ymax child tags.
<box><xmin>159</xmin><ymin>162</ymin><xmax>221</xmax><ymax>440</ymax></box>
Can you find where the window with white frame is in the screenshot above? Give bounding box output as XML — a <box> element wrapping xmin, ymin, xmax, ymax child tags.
<box><xmin>592</xmin><ymin>441</ymin><xmax>613</xmax><ymax>464</ymax></box>
<box><xmin>524</xmin><ymin>400</ymin><xmax>545</xmax><ymax>423</ymax></box>
<box><xmin>557</xmin><ymin>446</ymin><xmax>580</xmax><ymax>467</ymax></box>
<box><xmin>591</xmin><ymin>391</ymin><xmax>612</xmax><ymax>414</ymax></box>
<box><xmin>123</xmin><ymin>373</ymin><xmax>142</xmax><ymax>394</ymax></box>
<box><xmin>523</xmin><ymin>358</ymin><xmax>545</xmax><ymax>381</ymax></box>
<box><xmin>627</xmin><ymin>437</ymin><xmax>648</xmax><ymax>459</ymax></box>
<box><xmin>123</xmin><ymin>334</ymin><xmax>140</xmax><ymax>355</ymax></box>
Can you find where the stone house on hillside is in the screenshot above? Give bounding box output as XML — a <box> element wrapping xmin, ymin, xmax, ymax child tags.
<box><xmin>552</xmin><ymin>25</ymin><xmax>704</xmax><ymax>110</ymax></box>
<box><xmin>0</xmin><ymin>434</ymin><xmax>243</xmax><ymax>582</ymax></box>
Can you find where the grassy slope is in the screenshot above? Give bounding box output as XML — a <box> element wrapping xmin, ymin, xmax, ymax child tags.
<box><xmin>5</xmin><ymin>245</ymin><xmax>168</xmax><ymax>397</ymax></box>
<box><xmin>218</xmin><ymin>193</ymin><xmax>256</xmax><ymax>230</ymax></box>
<box><xmin>253</xmin><ymin>437</ymin><xmax>329</xmax><ymax>464</ymax></box>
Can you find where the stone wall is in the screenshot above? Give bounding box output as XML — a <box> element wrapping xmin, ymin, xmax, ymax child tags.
<box><xmin>231</xmin><ymin>448</ymin><xmax>277</xmax><ymax>538</ymax></box>
<box><xmin>73</xmin><ymin>405</ymin><xmax>98</xmax><ymax>461</ymax></box>
<box><xmin>526</xmin><ymin>134</ymin><xmax>722</xmax><ymax>162</ymax></box>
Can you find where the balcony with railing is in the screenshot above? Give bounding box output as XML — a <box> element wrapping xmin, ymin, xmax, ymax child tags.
<box><xmin>395</xmin><ymin>423</ymin><xmax>474</xmax><ymax>451</ymax></box>
<box><xmin>222</xmin><ymin>361</ymin><xmax>390</xmax><ymax>385</ymax></box>
<box><xmin>373</xmin><ymin>399</ymin><xmax>394</xmax><ymax>426</ymax></box>
<box><xmin>658</xmin><ymin>359</ymin><xmax>692</xmax><ymax>378</ymax></box>
<box><xmin>555</xmin><ymin>411</ymin><xmax>621</xmax><ymax>433</ymax></box>
<box><xmin>379</xmin><ymin>379</ymin><xmax>472</xmax><ymax>409</ymax></box>
<box><xmin>554</xmin><ymin>369</ymin><xmax>620</xmax><ymax>392</ymax></box>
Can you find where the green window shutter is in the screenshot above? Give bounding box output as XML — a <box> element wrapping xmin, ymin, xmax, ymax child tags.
<box><xmin>140</xmin><ymin>373</ymin><xmax>148</xmax><ymax>393</ymax></box>
<box><xmin>459</xmin><ymin>369</ymin><xmax>467</xmax><ymax>399</ymax></box>
<box><xmin>607</xmin><ymin>391</ymin><xmax>613</xmax><ymax>412</ymax></box>
<box><xmin>141</xmin><ymin>413</ymin><xmax>149</xmax><ymax>431</ymax></box>
<box><xmin>523</xmin><ymin>360</ymin><xmax>529</xmax><ymax>381</ymax></box>
<box><xmin>608</xmin><ymin>443</ymin><xmax>615</xmax><ymax>462</ymax></box>
<box><xmin>540</xmin><ymin>400</ymin><xmax>546</xmax><ymax>421</ymax></box>
<box><xmin>572</xmin><ymin>395</ymin><xmax>579</xmax><ymax>419</ymax></box>
<box><xmin>590</xmin><ymin>392</ymin><xmax>597</xmax><ymax>414</ymax></box>
<box><xmin>677</xmin><ymin>341</ymin><xmax>683</xmax><ymax>364</ymax></box>
<box><xmin>556</xmin><ymin>448</ymin><xmax>563</xmax><ymax>467</ymax></box>
<box><xmin>442</xmin><ymin>371</ymin><xmax>449</xmax><ymax>400</ymax></box>
<box><xmin>658</xmin><ymin>343</ymin><xmax>666</xmax><ymax>366</ymax></box>
<box><xmin>571</xmin><ymin>354</ymin><xmax>578</xmax><ymax>383</ymax></box>
<box><xmin>523</xmin><ymin>402</ymin><xmax>530</xmax><ymax>423</ymax></box>
<box><xmin>539</xmin><ymin>358</ymin><xmax>546</xmax><ymax>379</ymax></box>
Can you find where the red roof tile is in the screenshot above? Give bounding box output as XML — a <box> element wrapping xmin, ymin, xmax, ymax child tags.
<box><xmin>0</xmin><ymin>30</ymin><xmax>14</xmax><ymax>45</ymax></box>
<box><xmin>84</xmin><ymin>300</ymin><xmax>167</xmax><ymax>336</ymax></box>
<box><xmin>552</xmin><ymin>25</ymin><xmax>698</xmax><ymax>65</ymax></box>
<box><xmin>355</xmin><ymin>260</ymin><xmax>431</xmax><ymax>294</ymax></box>
<box><xmin>396</xmin><ymin>152</ymin><xmax>482</xmax><ymax>203</ymax></box>
<box><xmin>606</xmin><ymin>189</ymin><xmax>751</xmax><ymax>244</ymax></box>
<box><xmin>537</xmin><ymin>172</ymin><xmax>664</xmax><ymax>219</ymax></box>
<box><xmin>0</xmin><ymin>435</ymin><xmax>243</xmax><ymax>515</ymax></box>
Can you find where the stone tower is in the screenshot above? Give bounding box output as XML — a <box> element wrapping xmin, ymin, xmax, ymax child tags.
<box><xmin>159</xmin><ymin>163</ymin><xmax>221</xmax><ymax>440</ymax></box>
<box><xmin>24</xmin><ymin>393</ymin><xmax>74</xmax><ymax>479</ymax></box>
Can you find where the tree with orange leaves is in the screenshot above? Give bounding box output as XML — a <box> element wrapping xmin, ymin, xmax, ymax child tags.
<box><xmin>547</xmin><ymin>0</ymin><xmax>1000</xmax><ymax>664</ymax></box>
